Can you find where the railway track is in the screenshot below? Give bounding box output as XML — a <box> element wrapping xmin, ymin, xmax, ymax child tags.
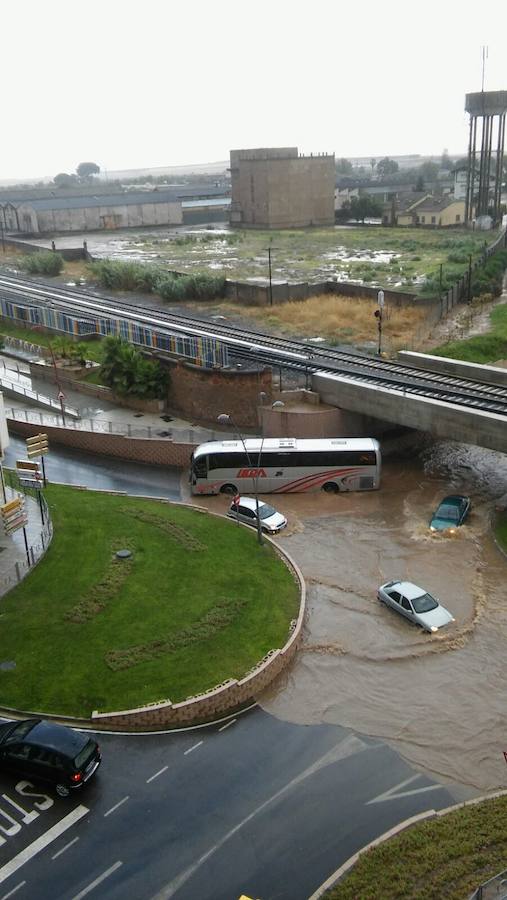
<box><xmin>1</xmin><ymin>273</ymin><xmax>507</xmax><ymax>419</ymax></box>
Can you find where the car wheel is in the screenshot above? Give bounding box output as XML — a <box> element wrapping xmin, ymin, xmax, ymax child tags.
<box><xmin>220</xmin><ymin>484</ymin><xmax>238</xmax><ymax>495</ymax></box>
<box><xmin>322</xmin><ymin>482</ymin><xmax>339</xmax><ymax>494</ymax></box>
<box><xmin>56</xmin><ymin>784</ymin><xmax>70</xmax><ymax>798</ymax></box>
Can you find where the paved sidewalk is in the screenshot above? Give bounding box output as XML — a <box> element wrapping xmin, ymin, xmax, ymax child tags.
<box><xmin>0</xmin><ymin>484</ymin><xmax>52</xmax><ymax>598</ymax></box>
<box><xmin>0</xmin><ymin>351</ymin><xmax>221</xmax><ymax>444</ymax></box>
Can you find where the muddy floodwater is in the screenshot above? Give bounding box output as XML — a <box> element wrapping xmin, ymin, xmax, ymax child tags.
<box><xmin>252</xmin><ymin>441</ymin><xmax>506</xmax><ymax>794</ymax></box>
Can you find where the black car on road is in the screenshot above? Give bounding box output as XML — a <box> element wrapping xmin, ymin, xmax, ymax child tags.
<box><xmin>0</xmin><ymin>719</ymin><xmax>101</xmax><ymax>797</ymax></box>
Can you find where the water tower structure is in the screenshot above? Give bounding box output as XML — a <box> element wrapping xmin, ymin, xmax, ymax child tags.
<box><xmin>464</xmin><ymin>90</ymin><xmax>507</xmax><ymax>226</ymax></box>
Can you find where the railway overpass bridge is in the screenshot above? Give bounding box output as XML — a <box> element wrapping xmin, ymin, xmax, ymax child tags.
<box><xmin>0</xmin><ymin>272</ymin><xmax>506</xmax><ymax>455</ymax></box>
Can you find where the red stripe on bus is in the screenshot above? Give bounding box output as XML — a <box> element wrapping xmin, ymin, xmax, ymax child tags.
<box><xmin>271</xmin><ymin>468</ymin><xmax>360</xmax><ymax>493</ymax></box>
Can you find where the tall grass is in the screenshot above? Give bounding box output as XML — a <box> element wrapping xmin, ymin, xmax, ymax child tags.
<box><xmin>91</xmin><ymin>259</ymin><xmax>225</xmax><ymax>301</ymax></box>
<box><xmin>240</xmin><ymin>293</ymin><xmax>428</xmax><ymax>349</ymax></box>
<box><xmin>20</xmin><ymin>251</ymin><xmax>64</xmax><ymax>276</ymax></box>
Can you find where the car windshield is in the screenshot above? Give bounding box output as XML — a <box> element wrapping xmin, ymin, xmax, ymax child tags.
<box><xmin>412</xmin><ymin>593</ymin><xmax>439</xmax><ymax>613</ymax></box>
<box><xmin>437</xmin><ymin>505</ymin><xmax>460</xmax><ymax>521</ymax></box>
<box><xmin>4</xmin><ymin>721</ymin><xmax>36</xmax><ymax>744</ymax></box>
<box><xmin>259</xmin><ymin>504</ymin><xmax>277</xmax><ymax>519</ymax></box>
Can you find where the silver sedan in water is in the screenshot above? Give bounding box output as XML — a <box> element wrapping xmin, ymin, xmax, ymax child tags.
<box><xmin>377</xmin><ymin>580</ymin><xmax>455</xmax><ymax>633</ymax></box>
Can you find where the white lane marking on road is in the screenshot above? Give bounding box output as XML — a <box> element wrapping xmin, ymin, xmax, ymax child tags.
<box><xmin>147</xmin><ymin>766</ymin><xmax>168</xmax><ymax>783</ymax></box>
<box><xmin>366</xmin><ymin>774</ymin><xmax>445</xmax><ymax>804</ymax></box>
<box><xmin>184</xmin><ymin>741</ymin><xmax>203</xmax><ymax>755</ymax></box>
<box><xmin>72</xmin><ymin>861</ymin><xmax>123</xmax><ymax>900</ymax></box>
<box><xmin>150</xmin><ymin>734</ymin><xmax>371</xmax><ymax>899</ymax></box>
<box><xmin>52</xmin><ymin>836</ymin><xmax>79</xmax><ymax>860</ymax></box>
<box><xmin>0</xmin><ymin>805</ymin><xmax>88</xmax><ymax>886</ymax></box>
<box><xmin>218</xmin><ymin>719</ymin><xmax>237</xmax><ymax>732</ymax></box>
<box><xmin>0</xmin><ymin>881</ymin><xmax>26</xmax><ymax>900</ymax></box>
<box><xmin>103</xmin><ymin>796</ymin><xmax>129</xmax><ymax>817</ymax></box>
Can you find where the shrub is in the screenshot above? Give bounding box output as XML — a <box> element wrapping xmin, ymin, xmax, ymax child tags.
<box><xmin>91</xmin><ymin>260</ymin><xmax>158</xmax><ymax>293</ymax></box>
<box><xmin>20</xmin><ymin>252</ymin><xmax>64</xmax><ymax>276</ymax></box>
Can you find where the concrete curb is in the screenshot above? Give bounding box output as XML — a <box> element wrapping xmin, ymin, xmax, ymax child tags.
<box><xmin>308</xmin><ymin>788</ymin><xmax>507</xmax><ymax>899</ymax></box>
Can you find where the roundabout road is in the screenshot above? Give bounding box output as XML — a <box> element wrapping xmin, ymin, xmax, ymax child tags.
<box><xmin>0</xmin><ymin>439</ymin><xmax>480</xmax><ymax>899</ymax></box>
<box><xmin>0</xmin><ymin>708</ymin><xmax>463</xmax><ymax>900</ymax></box>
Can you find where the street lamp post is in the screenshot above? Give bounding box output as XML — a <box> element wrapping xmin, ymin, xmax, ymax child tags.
<box><xmin>217</xmin><ymin>398</ymin><xmax>285</xmax><ymax>547</ymax></box>
<box><xmin>217</xmin><ymin>412</ymin><xmax>263</xmax><ymax>546</ymax></box>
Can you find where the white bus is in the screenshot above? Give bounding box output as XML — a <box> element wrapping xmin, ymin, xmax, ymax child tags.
<box><xmin>190</xmin><ymin>437</ymin><xmax>381</xmax><ymax>495</ymax></box>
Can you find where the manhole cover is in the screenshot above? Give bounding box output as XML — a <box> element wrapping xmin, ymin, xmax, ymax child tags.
<box><xmin>160</xmin><ymin>415</ymin><xmax>173</xmax><ymax>422</ymax></box>
<box><xmin>133</xmin><ymin>413</ymin><xmax>144</xmax><ymax>418</ymax></box>
<box><xmin>157</xmin><ymin>430</ymin><xmax>172</xmax><ymax>437</ymax></box>
<box><xmin>0</xmin><ymin>661</ymin><xmax>16</xmax><ymax>671</ymax></box>
<box><xmin>116</xmin><ymin>549</ymin><xmax>132</xmax><ymax>560</ymax></box>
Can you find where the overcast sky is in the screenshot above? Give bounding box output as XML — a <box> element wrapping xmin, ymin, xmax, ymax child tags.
<box><xmin>3</xmin><ymin>0</ymin><xmax>506</xmax><ymax>180</ymax></box>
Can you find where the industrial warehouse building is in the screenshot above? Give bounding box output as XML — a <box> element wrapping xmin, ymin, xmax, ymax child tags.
<box><xmin>229</xmin><ymin>147</ymin><xmax>335</xmax><ymax>229</ymax></box>
<box><xmin>0</xmin><ymin>190</ymin><xmax>183</xmax><ymax>234</ymax></box>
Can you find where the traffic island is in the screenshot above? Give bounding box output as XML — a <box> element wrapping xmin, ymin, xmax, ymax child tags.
<box><xmin>0</xmin><ymin>485</ymin><xmax>304</xmax><ymax>727</ymax></box>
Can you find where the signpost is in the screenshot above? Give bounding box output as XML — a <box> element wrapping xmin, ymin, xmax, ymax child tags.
<box><xmin>25</xmin><ymin>434</ymin><xmax>48</xmax><ymax>486</ymax></box>
<box><xmin>1</xmin><ymin>497</ymin><xmax>30</xmax><ymax>566</ymax></box>
<box><xmin>16</xmin><ymin>461</ymin><xmax>45</xmax><ymax>523</ymax></box>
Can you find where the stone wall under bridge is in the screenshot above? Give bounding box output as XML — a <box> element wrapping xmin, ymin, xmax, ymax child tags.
<box><xmin>164</xmin><ymin>358</ymin><xmax>273</xmax><ymax>429</ymax></box>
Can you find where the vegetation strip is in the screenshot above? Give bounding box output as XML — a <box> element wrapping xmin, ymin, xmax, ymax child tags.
<box><xmin>65</xmin><ymin>540</ymin><xmax>135</xmax><ymax>623</ymax></box>
<box><xmin>324</xmin><ymin>795</ymin><xmax>507</xmax><ymax>900</ymax></box>
<box><xmin>105</xmin><ymin>597</ymin><xmax>248</xmax><ymax>670</ymax></box>
<box><xmin>119</xmin><ymin>507</ymin><xmax>207</xmax><ymax>550</ymax></box>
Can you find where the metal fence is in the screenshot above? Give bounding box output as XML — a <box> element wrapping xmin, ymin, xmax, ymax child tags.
<box><xmin>0</xmin><ymin>374</ymin><xmax>80</xmax><ymax>418</ymax></box>
<box><xmin>468</xmin><ymin>867</ymin><xmax>507</xmax><ymax>899</ymax></box>
<box><xmin>0</xmin><ymin>491</ymin><xmax>53</xmax><ymax>599</ymax></box>
<box><xmin>6</xmin><ymin>406</ymin><xmax>216</xmax><ymax>444</ymax></box>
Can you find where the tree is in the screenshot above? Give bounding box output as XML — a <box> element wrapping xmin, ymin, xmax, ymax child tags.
<box><xmin>376</xmin><ymin>158</ymin><xmax>399</xmax><ymax>180</ymax></box>
<box><xmin>335</xmin><ymin>158</ymin><xmax>353</xmax><ymax>176</ymax></box>
<box><xmin>337</xmin><ymin>195</ymin><xmax>383</xmax><ymax>223</ymax></box>
<box><xmin>76</xmin><ymin>161</ymin><xmax>100</xmax><ymax>179</ymax></box>
<box><xmin>440</xmin><ymin>149</ymin><xmax>453</xmax><ymax>170</ymax></box>
<box><xmin>370</xmin><ymin>158</ymin><xmax>376</xmax><ymax>176</ymax></box>
<box><xmin>415</xmin><ymin>175</ymin><xmax>425</xmax><ymax>191</ymax></box>
<box><xmin>419</xmin><ymin>161</ymin><xmax>439</xmax><ymax>182</ymax></box>
<box><xmin>99</xmin><ymin>336</ymin><xmax>168</xmax><ymax>399</ymax></box>
<box><xmin>54</xmin><ymin>172</ymin><xmax>79</xmax><ymax>188</ymax></box>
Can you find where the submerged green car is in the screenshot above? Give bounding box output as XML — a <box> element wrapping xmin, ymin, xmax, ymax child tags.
<box><xmin>430</xmin><ymin>495</ymin><xmax>471</xmax><ymax>533</ymax></box>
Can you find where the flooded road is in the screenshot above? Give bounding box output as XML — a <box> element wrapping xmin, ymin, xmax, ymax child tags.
<box><xmin>252</xmin><ymin>441</ymin><xmax>507</xmax><ymax>793</ymax></box>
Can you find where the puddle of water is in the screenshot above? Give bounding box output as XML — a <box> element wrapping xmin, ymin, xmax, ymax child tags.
<box><xmin>256</xmin><ymin>444</ymin><xmax>507</xmax><ymax>792</ymax></box>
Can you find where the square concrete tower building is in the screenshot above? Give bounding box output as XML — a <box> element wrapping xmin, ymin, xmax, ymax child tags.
<box><xmin>229</xmin><ymin>147</ymin><xmax>335</xmax><ymax>229</ymax></box>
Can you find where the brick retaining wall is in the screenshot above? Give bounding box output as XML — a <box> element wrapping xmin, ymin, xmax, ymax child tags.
<box><xmin>7</xmin><ymin>419</ymin><xmax>195</xmax><ymax>466</ymax></box>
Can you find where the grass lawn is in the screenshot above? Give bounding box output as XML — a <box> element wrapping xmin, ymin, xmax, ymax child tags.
<box><xmin>430</xmin><ymin>302</ymin><xmax>507</xmax><ymax>364</ymax></box>
<box><xmin>0</xmin><ymin>318</ymin><xmax>104</xmax><ymax>364</ymax></box>
<box><xmin>0</xmin><ymin>484</ymin><xmax>299</xmax><ymax>717</ymax></box>
<box><xmin>325</xmin><ymin>795</ymin><xmax>507</xmax><ymax>900</ymax></box>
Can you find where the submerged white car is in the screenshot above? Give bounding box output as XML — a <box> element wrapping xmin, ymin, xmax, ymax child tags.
<box><xmin>227</xmin><ymin>497</ymin><xmax>287</xmax><ymax>534</ymax></box>
<box><xmin>377</xmin><ymin>580</ymin><xmax>455</xmax><ymax>633</ymax></box>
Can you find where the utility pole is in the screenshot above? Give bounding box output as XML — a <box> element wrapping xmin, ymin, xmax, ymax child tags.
<box><xmin>263</xmin><ymin>241</ymin><xmax>279</xmax><ymax>307</ymax></box>
<box><xmin>375</xmin><ymin>290</ymin><xmax>385</xmax><ymax>356</ymax></box>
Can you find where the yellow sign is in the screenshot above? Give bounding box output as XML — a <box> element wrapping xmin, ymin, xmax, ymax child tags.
<box><xmin>16</xmin><ymin>460</ymin><xmax>40</xmax><ymax>472</ymax></box>
<box><xmin>26</xmin><ymin>434</ymin><xmax>49</xmax><ymax>459</ymax></box>
<box><xmin>1</xmin><ymin>498</ymin><xmax>22</xmax><ymax>516</ymax></box>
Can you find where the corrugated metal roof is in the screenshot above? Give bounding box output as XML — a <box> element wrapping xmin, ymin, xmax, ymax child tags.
<box><xmin>16</xmin><ymin>191</ymin><xmax>181</xmax><ymax>211</ymax></box>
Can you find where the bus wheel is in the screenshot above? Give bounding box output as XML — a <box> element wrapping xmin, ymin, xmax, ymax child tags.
<box><xmin>322</xmin><ymin>482</ymin><xmax>339</xmax><ymax>494</ymax></box>
<box><xmin>220</xmin><ymin>484</ymin><xmax>238</xmax><ymax>495</ymax></box>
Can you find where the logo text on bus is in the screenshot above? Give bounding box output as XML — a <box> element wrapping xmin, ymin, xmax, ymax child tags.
<box><xmin>237</xmin><ymin>468</ymin><xmax>267</xmax><ymax>478</ymax></box>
